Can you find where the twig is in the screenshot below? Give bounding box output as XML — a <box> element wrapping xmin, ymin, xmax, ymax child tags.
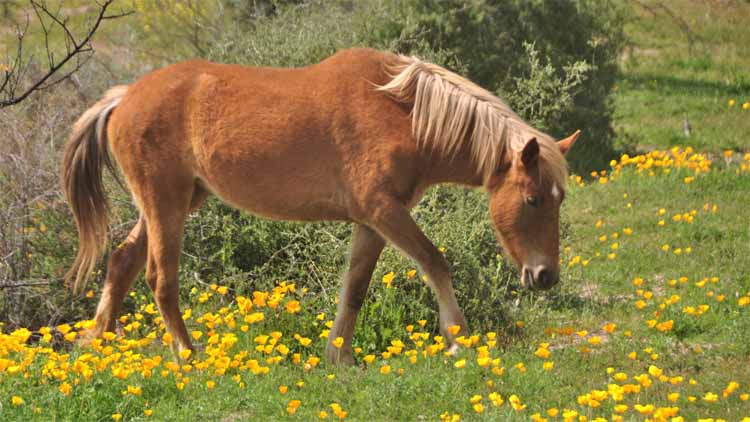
<box><xmin>628</xmin><ymin>0</ymin><xmax>703</xmax><ymax>53</ymax></box>
<box><xmin>0</xmin><ymin>0</ymin><xmax>133</xmax><ymax>108</ymax></box>
<box><xmin>0</xmin><ymin>279</ymin><xmax>59</xmax><ymax>289</ymax></box>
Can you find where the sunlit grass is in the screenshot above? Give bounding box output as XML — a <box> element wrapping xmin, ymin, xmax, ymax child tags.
<box><xmin>1</xmin><ymin>149</ymin><xmax>749</xmax><ymax>421</ymax></box>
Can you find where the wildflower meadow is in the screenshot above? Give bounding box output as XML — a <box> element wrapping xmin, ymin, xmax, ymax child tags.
<box><xmin>1</xmin><ymin>148</ymin><xmax>748</xmax><ymax>421</ymax></box>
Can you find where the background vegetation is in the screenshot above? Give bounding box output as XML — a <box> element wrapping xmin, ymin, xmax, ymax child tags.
<box><xmin>0</xmin><ymin>0</ymin><xmax>626</xmax><ymax>334</ymax></box>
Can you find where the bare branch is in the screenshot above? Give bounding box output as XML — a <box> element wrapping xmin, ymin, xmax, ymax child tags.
<box><xmin>628</xmin><ymin>0</ymin><xmax>703</xmax><ymax>53</ymax></box>
<box><xmin>0</xmin><ymin>279</ymin><xmax>59</xmax><ymax>290</ymax></box>
<box><xmin>0</xmin><ymin>0</ymin><xmax>130</xmax><ymax>108</ymax></box>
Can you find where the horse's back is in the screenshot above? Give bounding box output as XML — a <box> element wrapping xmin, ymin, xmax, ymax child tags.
<box><xmin>107</xmin><ymin>48</ymin><xmax>413</xmax><ymax>222</ymax></box>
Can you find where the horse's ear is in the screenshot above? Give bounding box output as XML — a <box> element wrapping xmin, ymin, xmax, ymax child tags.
<box><xmin>558</xmin><ymin>130</ymin><xmax>581</xmax><ymax>156</ymax></box>
<box><xmin>521</xmin><ymin>137</ymin><xmax>540</xmax><ymax>167</ymax></box>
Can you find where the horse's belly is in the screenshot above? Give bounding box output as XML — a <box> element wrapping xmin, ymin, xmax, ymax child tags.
<box><xmin>195</xmin><ymin>143</ymin><xmax>350</xmax><ymax>221</ymax></box>
<box><xmin>209</xmin><ymin>181</ymin><xmax>350</xmax><ymax>222</ymax></box>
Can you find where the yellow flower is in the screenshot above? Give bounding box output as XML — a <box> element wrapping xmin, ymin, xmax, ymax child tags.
<box><xmin>380</xmin><ymin>365</ymin><xmax>391</xmax><ymax>375</ymax></box>
<box><xmin>59</xmin><ymin>382</ymin><xmax>72</xmax><ymax>396</ymax></box>
<box><xmin>362</xmin><ymin>354</ymin><xmax>376</xmax><ymax>364</ymax></box>
<box><xmin>702</xmin><ymin>392</ymin><xmax>718</xmax><ymax>403</ymax></box>
<box><xmin>508</xmin><ymin>394</ymin><xmax>526</xmax><ymax>411</ymax></box>
<box><xmin>656</xmin><ymin>320</ymin><xmax>674</xmax><ymax>332</ymax></box>
<box><xmin>534</xmin><ymin>347</ymin><xmax>550</xmax><ymax>359</ymax></box>
<box><xmin>216</xmin><ymin>286</ymin><xmax>228</xmax><ymax>295</ymax></box>
<box><xmin>12</xmin><ymin>396</ymin><xmax>24</xmax><ymax>406</ymax></box>
<box><xmin>447</xmin><ymin>325</ymin><xmax>461</xmax><ymax>336</ymax></box>
<box><xmin>542</xmin><ymin>361</ymin><xmax>554</xmax><ymax>371</ymax></box>
<box><xmin>332</xmin><ymin>337</ymin><xmax>344</xmax><ymax>349</ymax></box>
<box><xmin>279</xmin><ymin>385</ymin><xmax>288</xmax><ymax>394</ymax></box>
<box><xmin>472</xmin><ymin>403</ymin><xmax>484</xmax><ymax>413</ymax></box>
<box><xmin>144</xmin><ymin>409</ymin><xmax>153</xmax><ymax>416</ymax></box>
<box><xmin>454</xmin><ymin>359</ymin><xmax>466</xmax><ymax>369</ymax></box>
<box><xmin>287</xmin><ymin>399</ymin><xmax>302</xmax><ymax>415</ymax></box>
<box><xmin>382</xmin><ymin>272</ymin><xmax>395</xmax><ymax>288</ymax></box>
<box><xmin>634</xmin><ymin>404</ymin><xmax>654</xmax><ymax>415</ymax></box>
<box><xmin>285</xmin><ymin>300</ymin><xmax>301</xmax><ymax>314</ymax></box>
<box><xmin>729</xmin><ymin>99</ymin><xmax>736</xmax><ymax>107</ymax></box>
<box><xmin>406</xmin><ymin>269</ymin><xmax>417</xmax><ymax>279</ymax></box>
<box><xmin>112</xmin><ymin>414</ymin><xmax>123</xmax><ymax>421</ymax></box>
<box><xmin>743</xmin><ymin>102</ymin><xmax>750</xmax><ymax>110</ymax></box>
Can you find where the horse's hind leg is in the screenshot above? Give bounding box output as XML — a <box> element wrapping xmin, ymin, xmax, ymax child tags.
<box><xmin>85</xmin><ymin>186</ymin><xmax>210</xmax><ymax>343</ymax></box>
<box><xmin>85</xmin><ymin>218</ymin><xmax>147</xmax><ymax>341</ymax></box>
<box><xmin>140</xmin><ymin>180</ymin><xmax>199</xmax><ymax>357</ymax></box>
<box><xmin>326</xmin><ymin>225</ymin><xmax>385</xmax><ymax>365</ymax></box>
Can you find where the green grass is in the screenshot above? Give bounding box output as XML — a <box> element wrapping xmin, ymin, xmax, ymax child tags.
<box><xmin>614</xmin><ymin>0</ymin><xmax>750</xmax><ymax>152</ymax></box>
<box><xmin>1</xmin><ymin>159</ymin><xmax>748</xmax><ymax>421</ymax></box>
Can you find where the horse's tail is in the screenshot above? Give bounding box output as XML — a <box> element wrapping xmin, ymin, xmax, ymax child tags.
<box><xmin>62</xmin><ymin>85</ymin><xmax>128</xmax><ymax>293</ymax></box>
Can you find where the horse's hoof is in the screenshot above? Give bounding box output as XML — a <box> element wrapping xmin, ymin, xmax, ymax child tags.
<box><xmin>325</xmin><ymin>345</ymin><xmax>356</xmax><ymax>366</ymax></box>
<box><xmin>446</xmin><ymin>343</ymin><xmax>460</xmax><ymax>356</ymax></box>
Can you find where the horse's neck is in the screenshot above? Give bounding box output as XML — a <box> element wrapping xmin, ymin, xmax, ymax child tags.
<box><xmin>421</xmin><ymin>145</ymin><xmax>486</xmax><ymax>188</ymax></box>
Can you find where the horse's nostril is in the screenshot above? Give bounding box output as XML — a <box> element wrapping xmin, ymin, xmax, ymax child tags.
<box><xmin>535</xmin><ymin>269</ymin><xmax>558</xmax><ymax>289</ymax></box>
<box><xmin>538</xmin><ymin>269</ymin><xmax>550</xmax><ymax>286</ymax></box>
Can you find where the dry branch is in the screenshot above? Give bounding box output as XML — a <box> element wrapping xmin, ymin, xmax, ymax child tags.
<box><xmin>0</xmin><ymin>0</ymin><xmax>132</xmax><ymax>108</ymax></box>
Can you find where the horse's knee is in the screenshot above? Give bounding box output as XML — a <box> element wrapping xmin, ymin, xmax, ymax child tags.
<box><xmin>428</xmin><ymin>255</ymin><xmax>451</xmax><ymax>283</ymax></box>
<box><xmin>154</xmin><ymin>281</ymin><xmax>179</xmax><ymax>304</ymax></box>
<box><xmin>145</xmin><ymin>270</ymin><xmax>157</xmax><ymax>292</ymax></box>
<box><xmin>106</xmin><ymin>247</ymin><xmax>134</xmax><ymax>278</ymax></box>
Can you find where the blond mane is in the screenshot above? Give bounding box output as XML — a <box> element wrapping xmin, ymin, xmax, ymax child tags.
<box><xmin>378</xmin><ymin>54</ymin><xmax>568</xmax><ymax>186</ymax></box>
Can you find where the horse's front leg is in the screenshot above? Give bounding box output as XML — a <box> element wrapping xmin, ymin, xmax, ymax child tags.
<box><xmin>366</xmin><ymin>196</ymin><xmax>468</xmax><ymax>353</ymax></box>
<box><xmin>326</xmin><ymin>225</ymin><xmax>385</xmax><ymax>365</ymax></box>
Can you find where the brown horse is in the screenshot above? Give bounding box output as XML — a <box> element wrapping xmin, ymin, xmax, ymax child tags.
<box><xmin>62</xmin><ymin>48</ymin><xmax>579</xmax><ymax>364</ymax></box>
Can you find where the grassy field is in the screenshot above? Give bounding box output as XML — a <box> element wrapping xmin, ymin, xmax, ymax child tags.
<box><xmin>0</xmin><ymin>150</ymin><xmax>748</xmax><ymax>422</ymax></box>
<box><xmin>2</xmin><ymin>1</ymin><xmax>750</xmax><ymax>421</ymax></box>
<box><xmin>614</xmin><ymin>0</ymin><xmax>750</xmax><ymax>152</ymax></box>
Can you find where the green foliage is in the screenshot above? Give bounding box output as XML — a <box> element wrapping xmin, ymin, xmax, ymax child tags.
<box><xmin>398</xmin><ymin>0</ymin><xmax>627</xmax><ymax>172</ymax></box>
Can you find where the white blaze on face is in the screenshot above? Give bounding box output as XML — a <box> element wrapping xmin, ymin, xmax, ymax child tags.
<box><xmin>551</xmin><ymin>183</ymin><xmax>561</xmax><ymax>201</ymax></box>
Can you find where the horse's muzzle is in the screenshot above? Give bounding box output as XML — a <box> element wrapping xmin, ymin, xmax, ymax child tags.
<box><xmin>522</xmin><ymin>266</ymin><xmax>559</xmax><ymax>290</ymax></box>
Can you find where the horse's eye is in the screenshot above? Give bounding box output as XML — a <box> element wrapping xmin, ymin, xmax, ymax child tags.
<box><xmin>526</xmin><ymin>196</ymin><xmax>539</xmax><ymax>207</ymax></box>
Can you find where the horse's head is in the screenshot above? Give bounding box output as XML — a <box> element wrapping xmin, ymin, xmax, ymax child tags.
<box><xmin>487</xmin><ymin>131</ymin><xmax>580</xmax><ymax>290</ymax></box>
